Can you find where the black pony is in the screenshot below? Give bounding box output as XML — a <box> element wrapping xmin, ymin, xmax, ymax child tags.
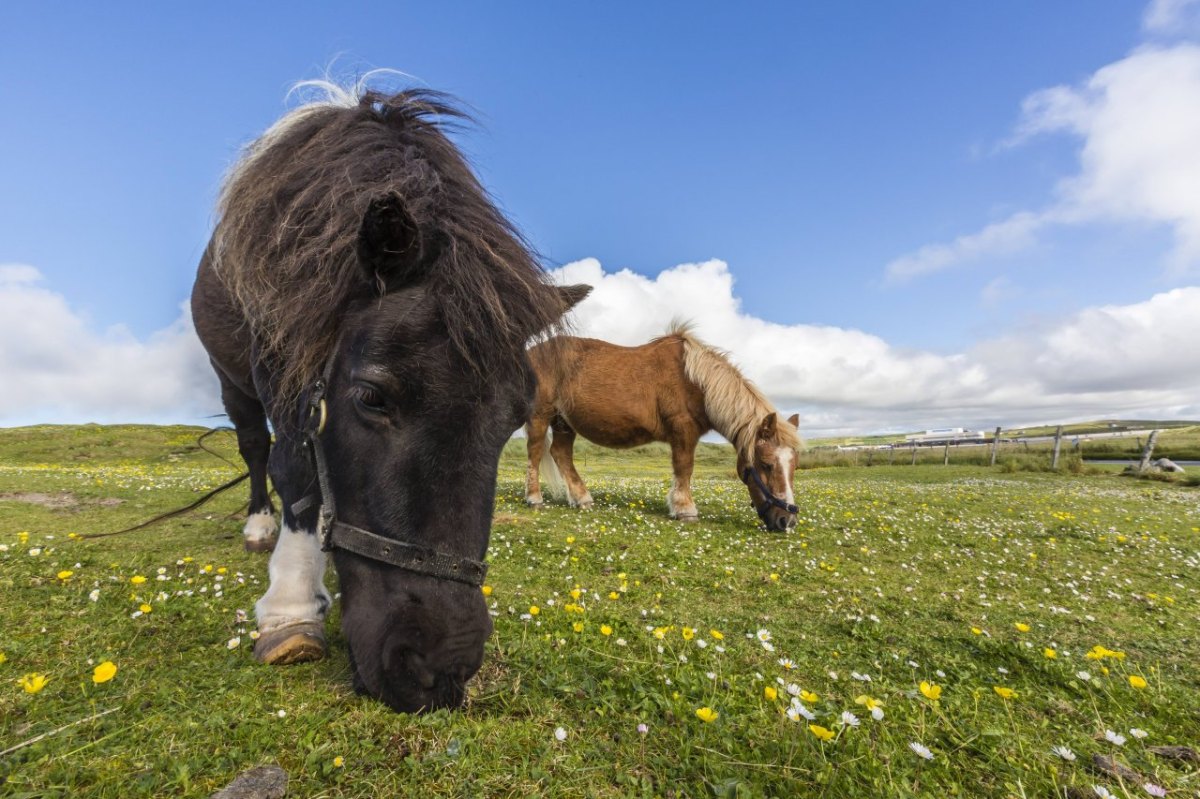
<box><xmin>191</xmin><ymin>80</ymin><xmax>588</xmax><ymax>712</ymax></box>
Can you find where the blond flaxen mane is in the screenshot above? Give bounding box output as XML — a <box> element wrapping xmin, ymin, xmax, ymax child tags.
<box><xmin>667</xmin><ymin>321</ymin><xmax>802</xmax><ymax>460</ymax></box>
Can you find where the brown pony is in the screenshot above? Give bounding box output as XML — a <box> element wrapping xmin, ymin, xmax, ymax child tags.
<box><xmin>525</xmin><ymin>322</ymin><xmax>802</xmax><ymax>529</ymax></box>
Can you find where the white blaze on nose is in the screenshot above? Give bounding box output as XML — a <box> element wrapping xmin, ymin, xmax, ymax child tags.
<box><xmin>775</xmin><ymin>446</ymin><xmax>795</xmax><ymax>506</ymax></box>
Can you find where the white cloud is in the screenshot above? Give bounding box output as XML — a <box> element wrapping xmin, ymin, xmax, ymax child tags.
<box><xmin>3</xmin><ymin>260</ymin><xmax>1197</xmax><ymax>437</ymax></box>
<box><xmin>884</xmin><ymin>212</ymin><xmax>1046</xmax><ymax>284</ymax></box>
<box><xmin>1144</xmin><ymin>0</ymin><xmax>1200</xmax><ymax>33</ymax></box>
<box><xmin>553</xmin><ymin>259</ymin><xmax>1200</xmax><ymax>436</ymax></box>
<box><xmin>0</xmin><ymin>265</ymin><xmax>220</xmax><ymax>425</ymax></box>
<box><xmin>886</xmin><ymin>37</ymin><xmax>1200</xmax><ymax>281</ymax></box>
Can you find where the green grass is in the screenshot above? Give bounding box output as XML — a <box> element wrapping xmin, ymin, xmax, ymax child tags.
<box><xmin>1</xmin><ymin>426</ymin><xmax>1198</xmax><ymax>798</ymax></box>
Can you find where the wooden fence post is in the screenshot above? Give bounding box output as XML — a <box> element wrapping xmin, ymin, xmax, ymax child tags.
<box><xmin>1051</xmin><ymin>425</ymin><xmax>1063</xmax><ymax>469</ymax></box>
<box><xmin>990</xmin><ymin>426</ymin><xmax>1001</xmax><ymax>467</ymax></box>
<box><xmin>866</xmin><ymin>450</ymin><xmax>874</xmax><ymax>467</ymax></box>
<box><xmin>911</xmin><ymin>445</ymin><xmax>918</xmax><ymax>466</ymax></box>
<box><xmin>943</xmin><ymin>441</ymin><xmax>950</xmax><ymax>466</ymax></box>
<box><xmin>1137</xmin><ymin>430</ymin><xmax>1160</xmax><ymax>473</ymax></box>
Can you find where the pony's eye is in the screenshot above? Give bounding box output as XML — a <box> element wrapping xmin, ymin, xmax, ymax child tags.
<box><xmin>353</xmin><ymin>386</ymin><xmax>387</xmax><ymax>412</ymax></box>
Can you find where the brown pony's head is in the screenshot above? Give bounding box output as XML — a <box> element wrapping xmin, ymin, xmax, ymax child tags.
<box><xmin>740</xmin><ymin>412</ymin><xmax>801</xmax><ymax>531</ymax></box>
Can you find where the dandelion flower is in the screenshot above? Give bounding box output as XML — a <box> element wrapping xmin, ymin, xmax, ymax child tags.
<box><xmin>1015</xmin><ymin>622</ymin><xmax>1030</xmax><ymax>633</ymax></box>
<box><xmin>919</xmin><ymin>681</ymin><xmax>942</xmax><ymax>701</ymax></box>
<box><xmin>909</xmin><ymin>741</ymin><xmax>934</xmax><ymax>761</ymax></box>
<box><xmin>970</xmin><ymin>626</ymin><xmax>983</xmax><ymax>635</ymax></box>
<box><xmin>57</xmin><ymin>570</ymin><xmax>73</xmax><ymax>581</ymax></box>
<box><xmin>139</xmin><ymin>603</ymin><xmax>152</xmax><ymax>613</ymax></box>
<box><xmin>608</xmin><ymin>592</ymin><xmax>619</xmax><ymax>600</ymax></box>
<box><xmin>528</xmin><ymin>605</ymin><xmax>539</xmax><ymax>616</ymax></box>
<box><xmin>92</xmin><ymin>661</ymin><xmax>117</xmax><ymax>684</ymax></box>
<box><xmin>481</xmin><ymin>585</ymin><xmax>493</xmax><ymax>597</ymax></box>
<box><xmin>682</xmin><ymin>627</ymin><xmax>695</xmax><ymax>640</ymax></box>
<box><xmin>130</xmin><ymin>575</ymin><xmax>147</xmax><ymax>585</ymax></box>
<box><xmin>1044</xmin><ymin>648</ymin><xmax>1057</xmax><ymax>659</ymax></box>
<box><xmin>710</xmin><ymin>629</ymin><xmax>724</xmax><ymax>640</ymax></box>
<box><xmin>18</xmin><ymin>673</ymin><xmax>48</xmax><ymax>694</ymax></box>
<box><xmin>572</xmin><ymin>622</ymin><xmax>584</xmax><ymax>633</ymax></box>
<box><xmin>993</xmin><ymin>686</ymin><xmax>1017</xmax><ymax>699</ymax></box>
<box><xmin>799</xmin><ymin>689</ymin><xmax>818</xmax><ymax>703</ymax></box>
<box><xmin>332</xmin><ymin>756</ymin><xmax>344</xmax><ymax>768</ymax></box>
<box><xmin>600</xmin><ymin>624</ymin><xmax>613</xmax><ymax>636</ymax></box>
<box><xmin>1128</xmin><ymin>675</ymin><xmax>1147</xmax><ymax>690</ymax></box>
<box><xmin>764</xmin><ymin>686</ymin><xmax>778</xmax><ymax>701</ymax></box>
<box><xmin>695</xmin><ymin>706</ymin><xmax>719</xmax><ymax>723</ymax></box>
<box><xmin>808</xmin><ymin>724</ymin><xmax>835</xmax><ymax>741</ymax></box>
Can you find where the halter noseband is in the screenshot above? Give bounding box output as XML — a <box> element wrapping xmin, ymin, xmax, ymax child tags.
<box><xmin>290</xmin><ymin>369</ymin><xmax>489</xmax><ymax>588</ymax></box>
<box><xmin>742</xmin><ymin>465</ymin><xmax>799</xmax><ymax>523</ymax></box>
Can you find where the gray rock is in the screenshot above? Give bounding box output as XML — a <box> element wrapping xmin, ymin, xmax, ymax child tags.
<box><xmin>210</xmin><ymin>765</ymin><xmax>288</xmax><ymax>799</ymax></box>
<box><xmin>1152</xmin><ymin>457</ymin><xmax>1185</xmax><ymax>473</ymax></box>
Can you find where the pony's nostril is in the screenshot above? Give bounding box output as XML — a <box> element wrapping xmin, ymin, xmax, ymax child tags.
<box><xmin>405</xmin><ymin>652</ymin><xmax>437</xmax><ymax>689</ymax></box>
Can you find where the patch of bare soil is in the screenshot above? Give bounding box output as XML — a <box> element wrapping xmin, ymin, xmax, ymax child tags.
<box><xmin>0</xmin><ymin>492</ymin><xmax>124</xmax><ymax>509</ymax></box>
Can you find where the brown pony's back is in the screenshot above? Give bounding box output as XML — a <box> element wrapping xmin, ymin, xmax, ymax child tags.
<box><xmin>529</xmin><ymin>334</ymin><xmax>707</xmax><ymax>449</ymax></box>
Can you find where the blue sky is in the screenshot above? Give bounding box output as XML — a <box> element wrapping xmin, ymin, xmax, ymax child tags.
<box><xmin>2</xmin><ymin>1</ymin><xmax>1199</xmax><ymax>433</ymax></box>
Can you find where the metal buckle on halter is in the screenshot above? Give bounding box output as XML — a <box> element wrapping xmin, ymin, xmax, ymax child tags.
<box><xmin>308</xmin><ymin>379</ymin><xmax>328</xmax><ymax>435</ymax></box>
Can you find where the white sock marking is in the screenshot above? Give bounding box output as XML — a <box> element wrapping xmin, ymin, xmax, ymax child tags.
<box><xmin>254</xmin><ymin>524</ymin><xmax>332</xmax><ymax>632</ymax></box>
<box><xmin>243</xmin><ymin>510</ymin><xmax>278</xmax><ymax>543</ymax></box>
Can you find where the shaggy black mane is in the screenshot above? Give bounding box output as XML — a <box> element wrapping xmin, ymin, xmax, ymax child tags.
<box><xmin>213</xmin><ymin>87</ymin><xmax>564</xmax><ymax>413</ymax></box>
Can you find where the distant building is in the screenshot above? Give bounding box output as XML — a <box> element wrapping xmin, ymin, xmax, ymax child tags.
<box><xmin>904</xmin><ymin>428</ymin><xmax>987</xmax><ymax>444</ymax></box>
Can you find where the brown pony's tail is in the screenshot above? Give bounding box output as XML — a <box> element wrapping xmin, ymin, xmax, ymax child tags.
<box><xmin>538</xmin><ymin>429</ymin><xmax>567</xmax><ymax>500</ymax></box>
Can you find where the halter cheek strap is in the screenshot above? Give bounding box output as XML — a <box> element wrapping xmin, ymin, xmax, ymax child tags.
<box><xmin>290</xmin><ymin>372</ymin><xmax>489</xmax><ymax>588</ymax></box>
<box><xmin>742</xmin><ymin>466</ymin><xmax>799</xmax><ymax>522</ymax></box>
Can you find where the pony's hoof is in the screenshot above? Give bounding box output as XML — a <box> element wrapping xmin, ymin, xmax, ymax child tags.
<box><xmin>577</xmin><ymin>501</ymin><xmax>594</xmax><ymax>510</ymax></box>
<box><xmin>676</xmin><ymin>514</ymin><xmax>700</xmax><ymax>523</ymax></box>
<box><xmin>525</xmin><ymin>499</ymin><xmax>544</xmax><ymax>510</ymax></box>
<box><xmin>253</xmin><ymin>623</ymin><xmax>326</xmax><ymax>665</ymax></box>
<box><xmin>244</xmin><ymin>536</ymin><xmax>277</xmax><ymax>553</ymax></box>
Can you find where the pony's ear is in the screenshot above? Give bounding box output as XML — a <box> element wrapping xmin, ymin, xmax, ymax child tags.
<box><xmin>554</xmin><ymin>284</ymin><xmax>592</xmax><ymax>317</ymax></box>
<box><xmin>758</xmin><ymin>413</ymin><xmax>778</xmax><ymax>440</ymax></box>
<box><xmin>787</xmin><ymin>413</ymin><xmax>800</xmax><ymax>429</ymax></box>
<box><xmin>358</xmin><ymin>193</ymin><xmax>424</xmax><ymax>291</ymax></box>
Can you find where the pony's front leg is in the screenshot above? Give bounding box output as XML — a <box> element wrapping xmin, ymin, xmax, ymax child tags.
<box><xmin>252</xmin><ymin>445</ymin><xmax>332</xmax><ymax>665</ymax></box>
<box><xmin>667</xmin><ymin>438</ymin><xmax>700</xmax><ymax>522</ymax></box>
<box><xmin>524</xmin><ymin>420</ymin><xmax>546</xmax><ymax>507</ymax></box>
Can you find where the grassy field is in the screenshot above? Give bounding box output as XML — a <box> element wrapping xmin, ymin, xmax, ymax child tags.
<box><xmin>1</xmin><ymin>425</ymin><xmax>1198</xmax><ymax>798</ymax></box>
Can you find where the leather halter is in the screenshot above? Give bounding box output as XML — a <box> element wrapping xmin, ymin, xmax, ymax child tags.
<box><xmin>290</xmin><ymin>365</ymin><xmax>489</xmax><ymax>588</ymax></box>
<box><xmin>742</xmin><ymin>465</ymin><xmax>799</xmax><ymax>523</ymax></box>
